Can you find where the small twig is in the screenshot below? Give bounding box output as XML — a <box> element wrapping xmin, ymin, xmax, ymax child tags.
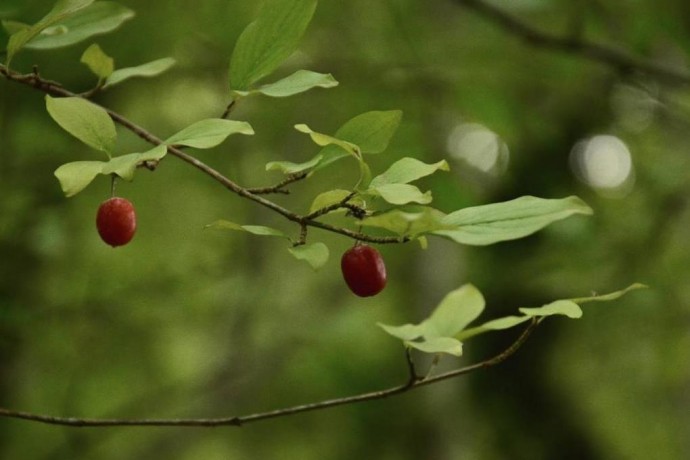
<box><xmin>305</xmin><ymin>191</ymin><xmax>359</xmax><ymax>220</ymax></box>
<box><xmin>404</xmin><ymin>348</ymin><xmax>421</xmax><ymax>386</ymax></box>
<box><xmin>220</xmin><ymin>98</ymin><xmax>238</xmax><ymax>119</ymax></box>
<box><xmin>0</xmin><ymin>319</ymin><xmax>540</xmax><ymax>428</ymax></box>
<box><xmin>246</xmin><ymin>172</ymin><xmax>309</xmax><ymax>195</ymax></box>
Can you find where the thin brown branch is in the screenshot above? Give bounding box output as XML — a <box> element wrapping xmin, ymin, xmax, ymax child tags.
<box><xmin>454</xmin><ymin>0</ymin><xmax>690</xmax><ymax>85</ymax></box>
<box><xmin>246</xmin><ymin>172</ymin><xmax>309</xmax><ymax>195</ymax></box>
<box><xmin>0</xmin><ymin>319</ymin><xmax>540</xmax><ymax>428</ymax></box>
<box><xmin>0</xmin><ymin>64</ymin><xmax>405</xmax><ymax>245</ymax></box>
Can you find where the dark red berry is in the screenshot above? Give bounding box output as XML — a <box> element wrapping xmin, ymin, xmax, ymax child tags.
<box><xmin>96</xmin><ymin>197</ymin><xmax>136</xmax><ymax>247</ymax></box>
<box><xmin>341</xmin><ymin>244</ymin><xmax>387</xmax><ymax>297</ymax></box>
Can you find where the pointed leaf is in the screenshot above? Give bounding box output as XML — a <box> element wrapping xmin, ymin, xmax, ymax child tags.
<box><xmin>377</xmin><ymin>322</ymin><xmax>426</xmax><ymax>341</ymax></box>
<box><xmin>406</xmin><ymin>337</ymin><xmax>463</xmax><ymax>357</ymax></box>
<box><xmin>455</xmin><ymin>316</ymin><xmax>532</xmax><ymax>341</ymax></box>
<box><xmin>6</xmin><ymin>0</ymin><xmax>94</xmax><ymax>64</ymax></box>
<box><xmin>370</xmin><ymin>158</ymin><xmax>449</xmax><ymax>187</ymax></box>
<box><xmin>370</xmin><ymin>183</ymin><xmax>432</xmax><ymax>205</ymax></box>
<box><xmin>520</xmin><ymin>300</ymin><xmax>583</xmax><ymax>319</ymax></box>
<box><xmin>54</xmin><ymin>160</ymin><xmax>104</xmax><ymax>197</ymax></box>
<box><xmin>24</xmin><ymin>2</ymin><xmax>135</xmax><ymax>50</ymax></box>
<box><xmin>569</xmin><ymin>283</ymin><xmax>648</xmax><ymax>304</ymax></box>
<box><xmin>205</xmin><ymin>220</ymin><xmax>289</xmax><ymax>239</ymax></box>
<box><xmin>45</xmin><ymin>95</ymin><xmax>116</xmax><ymax>155</ymax></box>
<box><xmin>253</xmin><ymin>70</ymin><xmax>338</xmax><ymax>97</ymax></box>
<box><xmin>229</xmin><ymin>0</ymin><xmax>317</xmax><ymax>90</ymax></box>
<box><xmin>101</xmin><ymin>145</ymin><xmax>167</xmax><ymax>180</ymax></box>
<box><xmin>266</xmin><ymin>155</ymin><xmax>322</xmax><ymax>174</ymax></box>
<box><xmin>288</xmin><ymin>242</ymin><xmax>329</xmax><ymax>270</ymax></box>
<box><xmin>423</xmin><ymin>284</ymin><xmax>485</xmax><ymax>338</ymax></box>
<box><xmin>309</xmin><ymin>189</ymin><xmax>357</xmax><ymax>213</ymax></box>
<box><xmin>360</xmin><ymin>207</ymin><xmax>449</xmax><ymax>237</ymax></box>
<box><xmin>332</xmin><ymin>110</ymin><xmax>402</xmax><ymax>154</ymax></box>
<box><xmin>165</xmin><ymin>119</ymin><xmax>254</xmax><ymax>149</ymax></box>
<box><xmin>80</xmin><ymin>43</ymin><xmax>113</xmax><ymax>79</ymax></box>
<box><xmin>104</xmin><ymin>57</ymin><xmax>175</xmax><ymax>88</ymax></box>
<box><xmin>295</xmin><ymin>124</ymin><xmax>360</xmax><ymax>157</ymax></box>
<box><xmin>433</xmin><ymin>196</ymin><xmax>593</xmax><ymax>246</ymax></box>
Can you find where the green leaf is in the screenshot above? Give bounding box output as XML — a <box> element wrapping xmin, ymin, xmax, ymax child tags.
<box><xmin>54</xmin><ymin>161</ymin><xmax>104</xmax><ymax>197</ymax></box>
<box><xmin>52</xmin><ymin>145</ymin><xmax>167</xmax><ymax>197</ymax></box>
<box><xmin>45</xmin><ymin>95</ymin><xmax>116</xmax><ymax>156</ymax></box>
<box><xmin>519</xmin><ymin>300</ymin><xmax>583</xmax><ymax>319</ymax></box>
<box><xmin>165</xmin><ymin>119</ymin><xmax>254</xmax><ymax>149</ymax></box>
<box><xmin>433</xmin><ymin>196</ymin><xmax>593</xmax><ymax>246</ymax></box>
<box><xmin>205</xmin><ymin>220</ymin><xmax>289</xmax><ymax>239</ymax></box>
<box><xmin>360</xmin><ymin>207</ymin><xmax>449</xmax><ymax>237</ymax></box>
<box><xmin>23</xmin><ymin>2</ymin><xmax>135</xmax><ymax>50</ymax></box>
<box><xmin>309</xmin><ymin>189</ymin><xmax>355</xmax><ymax>213</ymax></box>
<box><xmin>101</xmin><ymin>145</ymin><xmax>167</xmax><ymax>180</ymax></box>
<box><xmin>377</xmin><ymin>322</ymin><xmax>426</xmax><ymax>341</ymax></box>
<box><xmin>6</xmin><ymin>0</ymin><xmax>95</xmax><ymax>64</ymax></box>
<box><xmin>569</xmin><ymin>283</ymin><xmax>648</xmax><ymax>304</ymax></box>
<box><xmin>287</xmin><ymin>242</ymin><xmax>329</xmax><ymax>270</ymax></box>
<box><xmin>455</xmin><ymin>316</ymin><xmax>532</xmax><ymax>341</ymax></box>
<box><xmin>251</xmin><ymin>70</ymin><xmax>338</xmax><ymax>97</ymax></box>
<box><xmin>266</xmin><ymin>155</ymin><xmax>322</xmax><ymax>174</ymax></box>
<box><xmin>406</xmin><ymin>337</ymin><xmax>463</xmax><ymax>357</ymax></box>
<box><xmin>370</xmin><ymin>158</ymin><xmax>449</xmax><ymax>188</ymax></box>
<box><xmin>369</xmin><ymin>183</ymin><xmax>432</xmax><ymax>205</ymax></box>
<box><xmin>104</xmin><ymin>57</ymin><xmax>175</xmax><ymax>88</ymax></box>
<box><xmin>2</xmin><ymin>21</ymin><xmax>30</xmax><ymax>35</ymax></box>
<box><xmin>423</xmin><ymin>284</ymin><xmax>485</xmax><ymax>338</ymax></box>
<box><xmin>229</xmin><ymin>0</ymin><xmax>317</xmax><ymax>90</ymax></box>
<box><xmin>295</xmin><ymin>124</ymin><xmax>360</xmax><ymax>157</ymax></box>
<box><xmin>80</xmin><ymin>43</ymin><xmax>113</xmax><ymax>79</ymax></box>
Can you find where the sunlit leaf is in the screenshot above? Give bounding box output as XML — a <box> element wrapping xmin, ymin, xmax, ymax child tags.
<box><xmin>229</xmin><ymin>0</ymin><xmax>317</xmax><ymax>90</ymax></box>
<box><xmin>519</xmin><ymin>300</ymin><xmax>583</xmax><ymax>319</ymax></box>
<box><xmin>369</xmin><ymin>183</ymin><xmax>432</xmax><ymax>205</ymax></box>
<box><xmin>80</xmin><ymin>43</ymin><xmax>113</xmax><ymax>79</ymax></box>
<box><xmin>165</xmin><ymin>119</ymin><xmax>254</xmax><ymax>149</ymax></box>
<box><xmin>406</xmin><ymin>337</ymin><xmax>463</xmax><ymax>357</ymax></box>
<box><xmin>423</xmin><ymin>284</ymin><xmax>485</xmax><ymax>338</ymax></box>
<box><xmin>266</xmin><ymin>155</ymin><xmax>322</xmax><ymax>174</ymax></box>
<box><xmin>377</xmin><ymin>322</ymin><xmax>426</xmax><ymax>341</ymax></box>
<box><xmin>568</xmin><ymin>283</ymin><xmax>648</xmax><ymax>304</ymax></box>
<box><xmin>288</xmin><ymin>242</ymin><xmax>329</xmax><ymax>270</ymax></box>
<box><xmin>360</xmin><ymin>207</ymin><xmax>449</xmax><ymax>237</ymax></box>
<box><xmin>205</xmin><ymin>220</ymin><xmax>289</xmax><ymax>239</ymax></box>
<box><xmin>54</xmin><ymin>161</ymin><xmax>104</xmax><ymax>197</ymax></box>
<box><xmin>370</xmin><ymin>158</ymin><xmax>449</xmax><ymax>187</ymax></box>
<box><xmin>433</xmin><ymin>196</ymin><xmax>593</xmax><ymax>246</ymax></box>
<box><xmin>250</xmin><ymin>70</ymin><xmax>338</xmax><ymax>97</ymax></box>
<box><xmin>24</xmin><ymin>2</ymin><xmax>135</xmax><ymax>50</ymax></box>
<box><xmin>101</xmin><ymin>145</ymin><xmax>167</xmax><ymax>180</ymax></box>
<box><xmin>309</xmin><ymin>189</ymin><xmax>356</xmax><ymax>213</ymax></box>
<box><xmin>45</xmin><ymin>95</ymin><xmax>116</xmax><ymax>156</ymax></box>
<box><xmin>294</xmin><ymin>124</ymin><xmax>360</xmax><ymax>157</ymax></box>
<box><xmin>104</xmin><ymin>57</ymin><xmax>175</xmax><ymax>88</ymax></box>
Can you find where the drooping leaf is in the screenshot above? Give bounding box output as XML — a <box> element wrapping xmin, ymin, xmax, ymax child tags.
<box><xmin>423</xmin><ymin>284</ymin><xmax>485</xmax><ymax>338</ymax></box>
<box><xmin>360</xmin><ymin>207</ymin><xmax>449</xmax><ymax>237</ymax></box>
<box><xmin>54</xmin><ymin>160</ymin><xmax>104</xmax><ymax>197</ymax></box>
<box><xmin>100</xmin><ymin>145</ymin><xmax>167</xmax><ymax>180</ymax></box>
<box><xmin>205</xmin><ymin>220</ymin><xmax>289</xmax><ymax>239</ymax></box>
<box><xmin>370</xmin><ymin>158</ymin><xmax>449</xmax><ymax>188</ymax></box>
<box><xmin>433</xmin><ymin>196</ymin><xmax>593</xmax><ymax>246</ymax></box>
<box><xmin>294</xmin><ymin>124</ymin><xmax>360</xmax><ymax>157</ymax></box>
<box><xmin>80</xmin><ymin>43</ymin><xmax>113</xmax><ymax>79</ymax></box>
<box><xmin>229</xmin><ymin>0</ymin><xmax>317</xmax><ymax>90</ymax></box>
<box><xmin>247</xmin><ymin>70</ymin><xmax>338</xmax><ymax>97</ymax></box>
<box><xmin>266</xmin><ymin>155</ymin><xmax>322</xmax><ymax>174</ymax></box>
<box><xmin>369</xmin><ymin>183</ymin><xmax>432</xmax><ymax>205</ymax></box>
<box><xmin>104</xmin><ymin>57</ymin><xmax>175</xmax><ymax>88</ymax></box>
<box><xmin>23</xmin><ymin>2</ymin><xmax>135</xmax><ymax>50</ymax></box>
<box><xmin>6</xmin><ymin>0</ymin><xmax>95</xmax><ymax>64</ymax></box>
<box><xmin>406</xmin><ymin>337</ymin><xmax>463</xmax><ymax>357</ymax></box>
<box><xmin>45</xmin><ymin>95</ymin><xmax>116</xmax><ymax>156</ymax></box>
<box><xmin>287</xmin><ymin>242</ymin><xmax>329</xmax><ymax>270</ymax></box>
<box><xmin>165</xmin><ymin>119</ymin><xmax>254</xmax><ymax>149</ymax></box>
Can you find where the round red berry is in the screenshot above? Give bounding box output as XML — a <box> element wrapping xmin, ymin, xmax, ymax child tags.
<box><xmin>96</xmin><ymin>197</ymin><xmax>137</xmax><ymax>247</ymax></box>
<box><xmin>341</xmin><ymin>244</ymin><xmax>387</xmax><ymax>297</ymax></box>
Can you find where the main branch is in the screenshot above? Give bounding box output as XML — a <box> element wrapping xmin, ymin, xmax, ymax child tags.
<box><xmin>0</xmin><ymin>319</ymin><xmax>540</xmax><ymax>428</ymax></box>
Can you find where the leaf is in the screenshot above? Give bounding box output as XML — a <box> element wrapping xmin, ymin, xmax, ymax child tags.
<box><xmin>23</xmin><ymin>2</ymin><xmax>135</xmax><ymax>50</ymax></box>
<box><xmin>54</xmin><ymin>160</ymin><xmax>104</xmax><ymax>197</ymax></box>
<box><xmin>569</xmin><ymin>283</ymin><xmax>648</xmax><ymax>304</ymax></box>
<box><xmin>309</xmin><ymin>189</ymin><xmax>356</xmax><ymax>213</ymax></box>
<box><xmin>406</xmin><ymin>337</ymin><xmax>463</xmax><ymax>357</ymax></box>
<box><xmin>433</xmin><ymin>196</ymin><xmax>593</xmax><ymax>246</ymax></box>
<box><xmin>360</xmin><ymin>207</ymin><xmax>449</xmax><ymax>237</ymax></box>
<box><xmin>455</xmin><ymin>316</ymin><xmax>532</xmax><ymax>341</ymax></box>
<box><xmin>100</xmin><ymin>145</ymin><xmax>167</xmax><ymax>180</ymax></box>
<box><xmin>52</xmin><ymin>145</ymin><xmax>167</xmax><ymax>197</ymax></box>
<box><xmin>229</xmin><ymin>0</ymin><xmax>317</xmax><ymax>90</ymax></box>
<box><xmin>45</xmin><ymin>95</ymin><xmax>116</xmax><ymax>156</ymax></box>
<box><xmin>288</xmin><ymin>242</ymin><xmax>329</xmax><ymax>270</ymax></box>
<box><xmin>369</xmin><ymin>183</ymin><xmax>432</xmax><ymax>205</ymax></box>
<box><xmin>251</xmin><ymin>70</ymin><xmax>338</xmax><ymax>97</ymax></box>
<box><xmin>377</xmin><ymin>322</ymin><xmax>426</xmax><ymax>341</ymax></box>
<box><xmin>6</xmin><ymin>0</ymin><xmax>95</xmax><ymax>64</ymax></box>
<box><xmin>205</xmin><ymin>220</ymin><xmax>289</xmax><ymax>239</ymax></box>
<box><xmin>332</xmin><ymin>110</ymin><xmax>402</xmax><ymax>155</ymax></box>
<box><xmin>165</xmin><ymin>119</ymin><xmax>254</xmax><ymax>149</ymax></box>
<box><xmin>80</xmin><ymin>43</ymin><xmax>113</xmax><ymax>79</ymax></box>
<box><xmin>295</xmin><ymin>124</ymin><xmax>360</xmax><ymax>157</ymax></box>
<box><xmin>370</xmin><ymin>158</ymin><xmax>449</xmax><ymax>188</ymax></box>
<box><xmin>423</xmin><ymin>284</ymin><xmax>485</xmax><ymax>338</ymax></box>
<box><xmin>266</xmin><ymin>155</ymin><xmax>322</xmax><ymax>174</ymax></box>
<box><xmin>519</xmin><ymin>300</ymin><xmax>583</xmax><ymax>319</ymax></box>
<box><xmin>104</xmin><ymin>57</ymin><xmax>175</xmax><ymax>88</ymax></box>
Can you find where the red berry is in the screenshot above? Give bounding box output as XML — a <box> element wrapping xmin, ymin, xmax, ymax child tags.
<box><xmin>96</xmin><ymin>197</ymin><xmax>137</xmax><ymax>247</ymax></box>
<box><xmin>341</xmin><ymin>244</ymin><xmax>387</xmax><ymax>297</ymax></box>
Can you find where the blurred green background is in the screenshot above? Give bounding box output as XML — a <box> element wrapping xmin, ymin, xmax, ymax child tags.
<box><xmin>1</xmin><ymin>0</ymin><xmax>689</xmax><ymax>459</ymax></box>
